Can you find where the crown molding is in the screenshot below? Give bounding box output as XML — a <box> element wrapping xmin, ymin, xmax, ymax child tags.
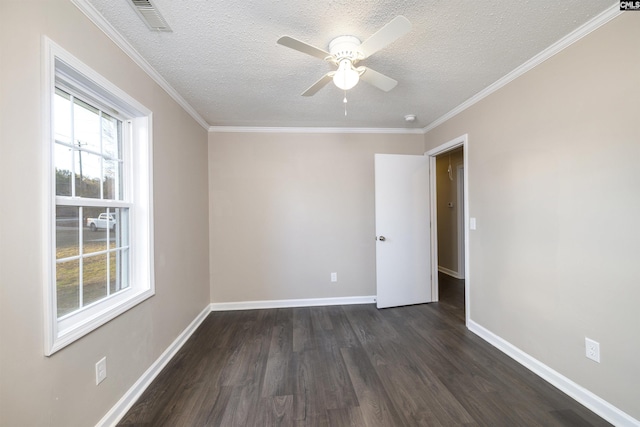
<box><xmin>70</xmin><ymin>0</ymin><xmax>210</xmax><ymax>130</ymax></box>
<box><xmin>71</xmin><ymin>0</ymin><xmax>621</xmax><ymax>135</ymax></box>
<box><xmin>208</xmin><ymin>126</ymin><xmax>425</xmax><ymax>135</ymax></box>
<box><xmin>423</xmin><ymin>4</ymin><xmax>623</xmax><ymax>134</ymax></box>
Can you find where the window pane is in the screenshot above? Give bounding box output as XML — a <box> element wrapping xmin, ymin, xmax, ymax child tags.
<box><xmin>83</xmin><ymin>207</ymin><xmax>110</xmax><ymax>254</ymax></box>
<box><xmin>57</xmin><ymin>259</ymin><xmax>79</xmax><ymax>317</ymax></box>
<box><xmin>83</xmin><ymin>254</ymin><xmax>108</xmax><ymax>306</ymax></box>
<box><xmin>103</xmin><ymin>115</ymin><xmax>122</xmax><ymax>200</ymax></box>
<box><xmin>103</xmin><ymin>159</ymin><xmax>121</xmax><ymax>200</ymax></box>
<box><xmin>54</xmin><ymin>89</ymin><xmax>72</xmax><ymax>145</ymax></box>
<box><xmin>109</xmin><ymin>251</ymin><xmax>117</xmax><ymax>294</ymax></box>
<box><xmin>109</xmin><ymin>249</ymin><xmax>129</xmax><ymax>293</ymax></box>
<box><xmin>74</xmin><ymin>98</ymin><xmax>100</xmax><ymax>153</ymax></box>
<box><xmin>121</xmin><ymin>248</ymin><xmax>130</xmax><ymax>291</ymax></box>
<box><xmin>75</xmin><ymin>151</ymin><xmax>102</xmax><ymax>198</ymax></box>
<box><xmin>102</xmin><ymin>113</ymin><xmax>120</xmax><ymax>159</ymax></box>
<box><xmin>56</xmin><ymin>206</ymin><xmax>79</xmax><ymax>259</ymax></box>
<box><xmin>110</xmin><ymin>208</ymin><xmax>128</xmax><ymax>249</ymax></box>
<box><xmin>54</xmin><ymin>144</ymin><xmax>73</xmax><ymax>196</ymax></box>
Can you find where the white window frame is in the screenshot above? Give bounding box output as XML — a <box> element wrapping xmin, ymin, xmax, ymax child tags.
<box><xmin>43</xmin><ymin>37</ymin><xmax>155</xmax><ymax>356</ymax></box>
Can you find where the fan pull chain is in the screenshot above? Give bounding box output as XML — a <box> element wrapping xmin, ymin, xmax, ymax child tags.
<box><xmin>343</xmin><ymin>90</ymin><xmax>348</xmax><ymax>116</ymax></box>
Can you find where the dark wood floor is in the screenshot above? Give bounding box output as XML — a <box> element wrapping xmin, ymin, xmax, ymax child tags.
<box><xmin>119</xmin><ymin>274</ymin><xmax>609</xmax><ymax>426</ymax></box>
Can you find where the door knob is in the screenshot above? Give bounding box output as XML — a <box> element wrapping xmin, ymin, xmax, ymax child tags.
<box><xmin>378</xmin><ymin>236</ymin><xmax>386</xmax><ymax>241</ymax></box>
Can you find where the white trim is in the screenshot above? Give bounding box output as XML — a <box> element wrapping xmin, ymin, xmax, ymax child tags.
<box><xmin>426</xmin><ymin>134</ymin><xmax>470</xmax><ymax>325</ymax></box>
<box><xmin>94</xmin><ymin>296</ymin><xmax>367</xmax><ymax>425</ymax></box>
<box><xmin>43</xmin><ymin>36</ymin><xmax>56</xmax><ymax>354</ymax></box>
<box><xmin>428</xmin><ymin>155</ymin><xmax>439</xmax><ymax>302</ymax></box>
<box><xmin>70</xmin><ymin>0</ymin><xmax>210</xmax><ymax>130</ymax></box>
<box><xmin>210</xmin><ymin>295</ymin><xmax>376</xmax><ymax>312</ymax></box>
<box><xmin>71</xmin><ymin>1</ymin><xmax>620</xmax><ymax>135</ymax></box>
<box><xmin>44</xmin><ymin>38</ymin><xmax>155</xmax><ymax>355</ymax></box>
<box><xmin>423</xmin><ymin>5</ymin><xmax>623</xmax><ymax>133</ymax></box>
<box><xmin>462</xmin><ymin>142</ymin><xmax>470</xmax><ymax>322</ymax></box>
<box><xmin>95</xmin><ymin>305</ymin><xmax>211</xmax><ymax>427</ymax></box>
<box><xmin>426</xmin><ymin>136</ymin><xmax>466</xmax><ymax>157</ymax></box>
<box><xmin>438</xmin><ymin>266</ymin><xmax>464</xmax><ymax>280</ymax></box>
<box><xmin>468</xmin><ymin>320</ymin><xmax>640</xmax><ymax>427</ymax></box>
<box><xmin>456</xmin><ymin>164</ymin><xmax>465</xmax><ymax>279</ymax></box>
<box><xmin>209</xmin><ymin>126</ymin><xmax>424</xmax><ymax>135</ymax></box>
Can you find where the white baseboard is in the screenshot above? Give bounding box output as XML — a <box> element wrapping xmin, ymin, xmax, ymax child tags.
<box><xmin>210</xmin><ymin>295</ymin><xmax>376</xmax><ymax>311</ymax></box>
<box><xmin>438</xmin><ymin>266</ymin><xmax>464</xmax><ymax>279</ymax></box>
<box><xmin>96</xmin><ymin>304</ymin><xmax>212</xmax><ymax>427</ymax></box>
<box><xmin>468</xmin><ymin>320</ymin><xmax>640</xmax><ymax>427</ymax></box>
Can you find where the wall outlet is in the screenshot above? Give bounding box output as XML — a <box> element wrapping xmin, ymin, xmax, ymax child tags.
<box><xmin>330</xmin><ymin>272</ymin><xmax>337</xmax><ymax>282</ymax></box>
<box><xmin>585</xmin><ymin>338</ymin><xmax>600</xmax><ymax>363</ymax></box>
<box><xmin>95</xmin><ymin>357</ymin><xmax>107</xmax><ymax>385</ymax></box>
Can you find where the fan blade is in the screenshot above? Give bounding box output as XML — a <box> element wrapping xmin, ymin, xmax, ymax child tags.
<box><xmin>302</xmin><ymin>73</ymin><xmax>333</xmax><ymax>96</ymax></box>
<box><xmin>277</xmin><ymin>36</ymin><xmax>330</xmax><ymax>60</ymax></box>
<box><xmin>359</xmin><ymin>67</ymin><xmax>398</xmax><ymax>92</ymax></box>
<box><xmin>359</xmin><ymin>16</ymin><xmax>411</xmax><ymax>58</ymax></box>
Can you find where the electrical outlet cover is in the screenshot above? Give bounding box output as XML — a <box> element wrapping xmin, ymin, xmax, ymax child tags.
<box><xmin>585</xmin><ymin>338</ymin><xmax>600</xmax><ymax>363</ymax></box>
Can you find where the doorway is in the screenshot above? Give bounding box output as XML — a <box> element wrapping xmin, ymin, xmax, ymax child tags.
<box><xmin>426</xmin><ymin>134</ymin><xmax>469</xmax><ymax>325</ymax></box>
<box><xmin>435</xmin><ymin>147</ymin><xmax>464</xmax><ymax>279</ymax></box>
<box><xmin>373</xmin><ymin>136</ymin><xmax>469</xmax><ymax>322</ymax></box>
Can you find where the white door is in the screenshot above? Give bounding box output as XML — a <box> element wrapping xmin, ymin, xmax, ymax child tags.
<box><xmin>375</xmin><ymin>154</ymin><xmax>431</xmax><ymax>309</ymax></box>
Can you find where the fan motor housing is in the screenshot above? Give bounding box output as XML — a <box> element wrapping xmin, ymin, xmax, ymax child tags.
<box><xmin>329</xmin><ymin>36</ymin><xmax>364</xmax><ymax>62</ymax></box>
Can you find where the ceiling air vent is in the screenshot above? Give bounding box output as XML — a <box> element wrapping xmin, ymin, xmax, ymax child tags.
<box><xmin>129</xmin><ymin>0</ymin><xmax>172</xmax><ymax>32</ymax></box>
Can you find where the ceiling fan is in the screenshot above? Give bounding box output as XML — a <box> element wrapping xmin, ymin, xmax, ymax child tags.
<box><xmin>277</xmin><ymin>16</ymin><xmax>412</xmax><ymax>96</ymax></box>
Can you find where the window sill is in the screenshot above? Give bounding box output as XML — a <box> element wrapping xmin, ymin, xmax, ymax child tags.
<box><xmin>46</xmin><ymin>287</ymin><xmax>154</xmax><ymax>356</ymax></box>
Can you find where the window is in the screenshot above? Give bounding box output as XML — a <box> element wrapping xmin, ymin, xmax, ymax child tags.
<box><xmin>54</xmin><ymin>88</ymin><xmax>130</xmax><ymax>318</ymax></box>
<box><xmin>44</xmin><ymin>39</ymin><xmax>154</xmax><ymax>355</ymax></box>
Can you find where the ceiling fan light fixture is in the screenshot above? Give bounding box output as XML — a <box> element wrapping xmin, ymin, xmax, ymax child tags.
<box><xmin>277</xmin><ymin>16</ymin><xmax>411</xmax><ymax>97</ymax></box>
<box><xmin>333</xmin><ymin>59</ymin><xmax>359</xmax><ymax>91</ymax></box>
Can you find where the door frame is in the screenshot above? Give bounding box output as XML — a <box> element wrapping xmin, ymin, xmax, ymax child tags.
<box><xmin>457</xmin><ymin>164</ymin><xmax>465</xmax><ymax>279</ymax></box>
<box><xmin>426</xmin><ymin>134</ymin><xmax>470</xmax><ymax>326</ymax></box>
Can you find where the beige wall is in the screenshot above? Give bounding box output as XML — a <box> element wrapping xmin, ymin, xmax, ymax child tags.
<box><xmin>0</xmin><ymin>1</ymin><xmax>210</xmax><ymax>426</ymax></box>
<box><xmin>424</xmin><ymin>13</ymin><xmax>640</xmax><ymax>420</ymax></box>
<box><xmin>2</xmin><ymin>1</ymin><xmax>636</xmax><ymax>424</ymax></box>
<box><xmin>436</xmin><ymin>147</ymin><xmax>463</xmax><ymax>274</ymax></box>
<box><xmin>208</xmin><ymin>132</ymin><xmax>424</xmax><ymax>303</ymax></box>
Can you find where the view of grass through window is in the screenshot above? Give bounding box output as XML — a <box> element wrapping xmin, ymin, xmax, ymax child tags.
<box><xmin>54</xmin><ymin>88</ymin><xmax>130</xmax><ymax>318</ymax></box>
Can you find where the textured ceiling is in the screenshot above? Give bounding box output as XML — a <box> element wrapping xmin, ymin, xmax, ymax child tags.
<box><xmin>85</xmin><ymin>0</ymin><xmax>615</xmax><ymax>129</ymax></box>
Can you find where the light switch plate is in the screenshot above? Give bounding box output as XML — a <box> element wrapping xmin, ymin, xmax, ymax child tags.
<box><xmin>96</xmin><ymin>357</ymin><xmax>107</xmax><ymax>385</ymax></box>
